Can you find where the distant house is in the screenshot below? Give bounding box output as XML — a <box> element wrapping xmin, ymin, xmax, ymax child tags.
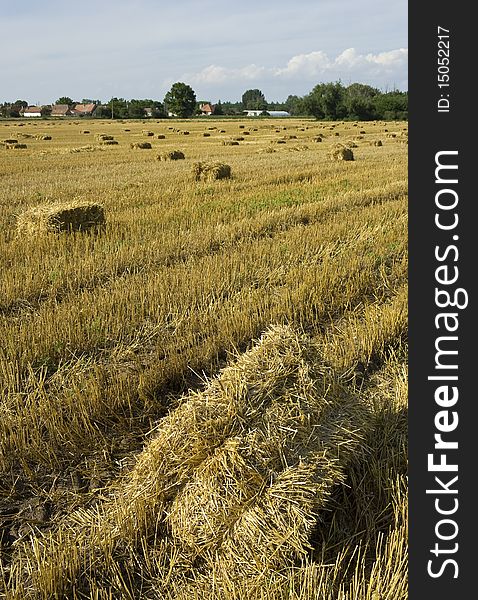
<box><xmin>71</xmin><ymin>103</ymin><xmax>97</xmax><ymax>117</ymax></box>
<box><xmin>51</xmin><ymin>104</ymin><xmax>72</xmax><ymax>117</ymax></box>
<box><xmin>22</xmin><ymin>106</ymin><xmax>43</xmax><ymax>118</ymax></box>
<box><xmin>199</xmin><ymin>103</ymin><xmax>216</xmax><ymax>116</ymax></box>
<box><xmin>144</xmin><ymin>107</ymin><xmax>153</xmax><ymax>117</ymax></box>
<box><xmin>244</xmin><ymin>109</ymin><xmax>290</xmax><ymax>117</ymax></box>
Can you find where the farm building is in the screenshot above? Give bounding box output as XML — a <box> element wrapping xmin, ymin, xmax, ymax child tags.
<box><xmin>51</xmin><ymin>104</ymin><xmax>72</xmax><ymax>117</ymax></box>
<box><xmin>199</xmin><ymin>103</ymin><xmax>216</xmax><ymax>116</ymax></box>
<box><xmin>22</xmin><ymin>106</ymin><xmax>43</xmax><ymax>118</ymax></box>
<box><xmin>243</xmin><ymin>109</ymin><xmax>290</xmax><ymax>117</ymax></box>
<box><xmin>71</xmin><ymin>103</ymin><xmax>97</xmax><ymax>116</ymax></box>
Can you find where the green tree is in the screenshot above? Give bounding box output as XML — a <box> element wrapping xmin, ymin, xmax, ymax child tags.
<box><xmin>373</xmin><ymin>91</ymin><xmax>408</xmax><ymax>120</ymax></box>
<box><xmin>284</xmin><ymin>95</ymin><xmax>305</xmax><ymax>116</ymax></box>
<box><xmin>164</xmin><ymin>82</ymin><xmax>196</xmax><ymax>118</ymax></box>
<box><xmin>55</xmin><ymin>97</ymin><xmax>73</xmax><ymax>105</ymax></box>
<box><xmin>303</xmin><ymin>82</ymin><xmax>345</xmax><ymax>120</ymax></box>
<box><xmin>344</xmin><ymin>83</ymin><xmax>378</xmax><ymax>120</ymax></box>
<box><xmin>241</xmin><ymin>89</ymin><xmax>267</xmax><ymax>110</ymax></box>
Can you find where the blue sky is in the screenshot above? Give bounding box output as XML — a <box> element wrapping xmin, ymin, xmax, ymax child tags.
<box><xmin>0</xmin><ymin>0</ymin><xmax>407</xmax><ymax>104</ymax></box>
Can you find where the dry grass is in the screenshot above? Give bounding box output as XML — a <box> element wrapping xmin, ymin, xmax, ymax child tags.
<box><xmin>0</xmin><ymin>117</ymin><xmax>407</xmax><ymax>599</ymax></box>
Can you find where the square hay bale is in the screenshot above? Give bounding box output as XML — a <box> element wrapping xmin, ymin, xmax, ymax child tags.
<box><xmin>130</xmin><ymin>142</ymin><xmax>152</xmax><ymax>149</ymax></box>
<box><xmin>329</xmin><ymin>144</ymin><xmax>354</xmax><ymax>161</ymax></box>
<box><xmin>193</xmin><ymin>162</ymin><xmax>231</xmax><ymax>182</ymax></box>
<box><xmin>161</xmin><ymin>325</ymin><xmax>367</xmax><ymax>571</ymax></box>
<box><xmin>6</xmin><ymin>143</ymin><xmax>27</xmax><ymax>149</ymax></box>
<box><xmin>222</xmin><ymin>140</ymin><xmax>239</xmax><ymax>146</ymax></box>
<box><xmin>3</xmin><ymin>138</ymin><xmax>18</xmax><ymax>144</ymax></box>
<box><xmin>100</xmin><ymin>139</ymin><xmax>119</xmax><ymax>145</ymax></box>
<box><xmin>16</xmin><ymin>202</ymin><xmax>106</xmax><ymax>235</ymax></box>
<box><xmin>96</xmin><ymin>134</ymin><xmax>114</xmax><ymax>141</ymax></box>
<box><xmin>157</xmin><ymin>150</ymin><xmax>185</xmax><ymax>161</ymax></box>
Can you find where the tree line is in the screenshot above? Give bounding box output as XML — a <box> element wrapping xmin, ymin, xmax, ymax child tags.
<box><xmin>1</xmin><ymin>81</ymin><xmax>407</xmax><ymax>120</ymax></box>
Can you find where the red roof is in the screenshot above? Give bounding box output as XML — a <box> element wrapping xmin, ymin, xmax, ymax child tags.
<box><xmin>72</xmin><ymin>103</ymin><xmax>97</xmax><ymax>115</ymax></box>
<box><xmin>200</xmin><ymin>103</ymin><xmax>215</xmax><ymax>114</ymax></box>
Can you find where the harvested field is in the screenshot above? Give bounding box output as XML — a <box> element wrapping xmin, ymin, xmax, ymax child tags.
<box><xmin>0</xmin><ymin>117</ymin><xmax>407</xmax><ymax>600</ymax></box>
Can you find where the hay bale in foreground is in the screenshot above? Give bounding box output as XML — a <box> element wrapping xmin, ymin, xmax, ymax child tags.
<box><xmin>329</xmin><ymin>145</ymin><xmax>354</xmax><ymax>161</ymax></box>
<box><xmin>193</xmin><ymin>162</ymin><xmax>231</xmax><ymax>182</ymax></box>
<box><xmin>157</xmin><ymin>150</ymin><xmax>185</xmax><ymax>161</ymax></box>
<box><xmin>165</xmin><ymin>325</ymin><xmax>367</xmax><ymax>572</ymax></box>
<box><xmin>16</xmin><ymin>202</ymin><xmax>106</xmax><ymax>235</ymax></box>
<box><xmin>130</xmin><ymin>142</ymin><xmax>152</xmax><ymax>149</ymax></box>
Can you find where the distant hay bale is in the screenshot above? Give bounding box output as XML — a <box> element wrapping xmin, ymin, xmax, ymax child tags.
<box><xmin>359</xmin><ymin>130</ymin><xmax>366</xmax><ymax>134</ymax></box>
<box><xmin>287</xmin><ymin>135</ymin><xmax>297</xmax><ymax>139</ymax></box>
<box><xmin>6</xmin><ymin>143</ymin><xmax>27</xmax><ymax>149</ymax></box>
<box><xmin>96</xmin><ymin>134</ymin><xmax>114</xmax><ymax>141</ymax></box>
<box><xmin>35</xmin><ymin>135</ymin><xmax>52</xmax><ymax>140</ymax></box>
<box><xmin>276</xmin><ymin>140</ymin><xmax>286</xmax><ymax>144</ymax></box>
<box><xmin>239</xmin><ymin>125</ymin><xmax>245</xmax><ymax>129</ymax></box>
<box><xmin>329</xmin><ymin>144</ymin><xmax>354</xmax><ymax>161</ymax></box>
<box><xmin>3</xmin><ymin>139</ymin><xmax>18</xmax><ymax>144</ymax></box>
<box><xmin>242</xmin><ymin>131</ymin><xmax>250</xmax><ymax>135</ymax></box>
<box><xmin>100</xmin><ymin>139</ymin><xmax>119</xmax><ymax>145</ymax></box>
<box><xmin>232</xmin><ymin>136</ymin><xmax>244</xmax><ymax>141</ymax></box>
<box><xmin>193</xmin><ymin>161</ymin><xmax>231</xmax><ymax>182</ymax></box>
<box><xmin>334</xmin><ymin>132</ymin><xmax>340</xmax><ymax>136</ymax></box>
<box><xmin>157</xmin><ymin>150</ymin><xmax>185</xmax><ymax>161</ymax></box>
<box><xmin>181</xmin><ymin>131</ymin><xmax>190</xmax><ymax>135</ymax></box>
<box><xmin>373</xmin><ymin>140</ymin><xmax>383</xmax><ymax>146</ymax></box>
<box><xmin>142</xmin><ymin>130</ymin><xmax>154</xmax><ymax>137</ymax></box>
<box><xmin>345</xmin><ymin>140</ymin><xmax>358</xmax><ymax>148</ymax></box>
<box><xmin>313</xmin><ymin>136</ymin><xmax>323</xmax><ymax>142</ymax></box>
<box><xmin>219</xmin><ymin>129</ymin><xmax>226</xmax><ymax>133</ymax></box>
<box><xmin>203</xmin><ymin>132</ymin><xmax>211</xmax><ymax>137</ymax></box>
<box><xmin>157</xmin><ymin>134</ymin><xmax>166</xmax><ymax>139</ymax></box>
<box><xmin>288</xmin><ymin>145</ymin><xmax>309</xmax><ymax>152</ymax></box>
<box><xmin>387</xmin><ymin>133</ymin><xmax>397</xmax><ymax>138</ymax></box>
<box><xmin>80</xmin><ymin>130</ymin><xmax>90</xmax><ymax>134</ymax></box>
<box><xmin>16</xmin><ymin>202</ymin><xmax>106</xmax><ymax>235</ymax></box>
<box><xmin>124</xmin><ymin>128</ymin><xmax>131</xmax><ymax>132</ymax></box>
<box><xmin>222</xmin><ymin>140</ymin><xmax>239</xmax><ymax>146</ymax></box>
<box><xmin>130</xmin><ymin>142</ymin><xmax>152</xmax><ymax>149</ymax></box>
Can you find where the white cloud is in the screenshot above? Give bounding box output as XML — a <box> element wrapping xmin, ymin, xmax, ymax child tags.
<box><xmin>185</xmin><ymin>47</ymin><xmax>408</xmax><ymax>97</ymax></box>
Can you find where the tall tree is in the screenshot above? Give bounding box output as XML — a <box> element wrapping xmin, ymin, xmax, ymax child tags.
<box><xmin>344</xmin><ymin>83</ymin><xmax>378</xmax><ymax>120</ymax></box>
<box><xmin>55</xmin><ymin>97</ymin><xmax>73</xmax><ymax>105</ymax></box>
<box><xmin>164</xmin><ymin>82</ymin><xmax>196</xmax><ymax>118</ymax></box>
<box><xmin>303</xmin><ymin>82</ymin><xmax>345</xmax><ymax>120</ymax></box>
<box><xmin>241</xmin><ymin>89</ymin><xmax>267</xmax><ymax>110</ymax></box>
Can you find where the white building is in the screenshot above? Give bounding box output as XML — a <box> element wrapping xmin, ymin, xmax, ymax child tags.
<box><xmin>23</xmin><ymin>106</ymin><xmax>43</xmax><ymax>117</ymax></box>
<box><xmin>243</xmin><ymin>110</ymin><xmax>290</xmax><ymax>117</ymax></box>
